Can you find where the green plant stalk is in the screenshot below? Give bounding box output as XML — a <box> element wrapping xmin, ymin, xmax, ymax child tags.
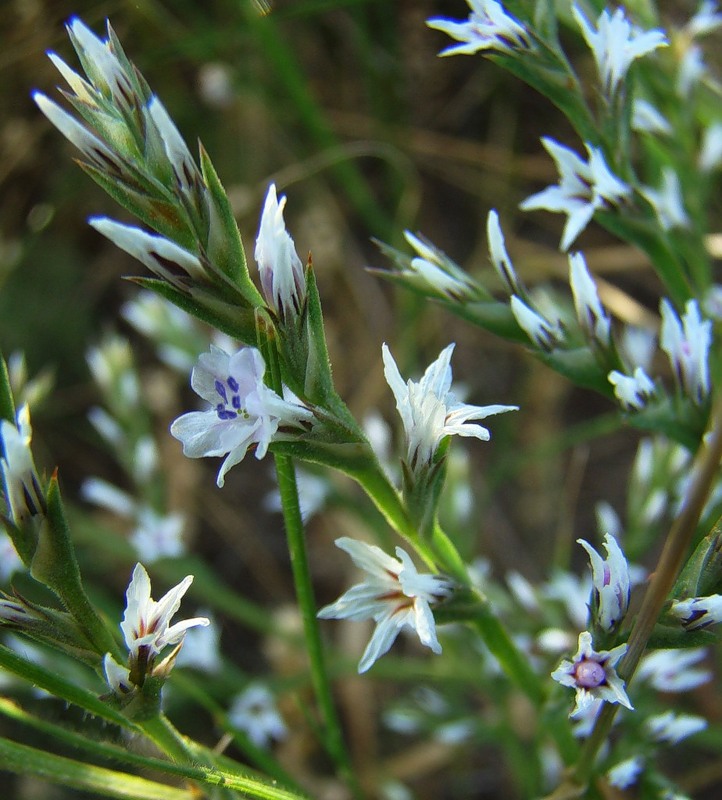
<box><xmin>0</xmin><ymin>735</ymin><xmax>193</xmax><ymax>800</ymax></box>
<box><xmin>273</xmin><ymin>452</ymin><xmax>358</xmax><ymax>796</ymax></box>
<box><xmin>572</xmin><ymin>399</ymin><xmax>722</xmax><ymax>789</ymax></box>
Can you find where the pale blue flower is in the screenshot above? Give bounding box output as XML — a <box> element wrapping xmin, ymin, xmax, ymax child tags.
<box><xmin>427</xmin><ymin>0</ymin><xmax>532</xmax><ymax>56</ymax></box>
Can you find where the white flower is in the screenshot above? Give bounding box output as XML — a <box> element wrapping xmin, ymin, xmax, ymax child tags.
<box><xmin>318</xmin><ymin>537</ymin><xmax>454</xmax><ymax>673</ymax></box>
<box><xmin>699</xmin><ymin>122</ymin><xmax>722</xmax><ymax>171</ymax></box>
<box><xmin>640</xmin><ymin>168</ymin><xmax>689</xmax><ymax>231</ymax></box>
<box><xmin>103</xmin><ymin>653</ymin><xmax>133</xmax><ymax>695</ymax></box>
<box><xmin>264</xmin><ymin>467</ymin><xmax>329</xmax><ymax>522</ymax></box>
<box><xmin>687</xmin><ymin>1</ymin><xmax>722</xmax><ymax>37</ymax></box>
<box><xmin>569</xmin><ymin>252</ymin><xmax>611</xmax><ymax>348</ymax></box>
<box><xmin>119</xmin><ymin>563</ymin><xmax>209</xmax><ymax>685</ymax></box>
<box><xmin>608</xmin><ymin>367</ymin><xmax>656</xmax><ymax>411</ymax></box>
<box><xmin>572</xmin><ymin>5</ymin><xmax>667</xmax><ymax>97</ymax></box>
<box><xmin>89</xmin><ymin>218</ymin><xmax>206</xmax><ymax>286</ymax></box>
<box><xmin>660</xmin><ymin>299</ymin><xmax>712</xmax><ymax>404</ymax></box>
<box><xmin>131</xmin><ymin>509</ymin><xmax>185</xmax><ymax>564</ymax></box>
<box><xmin>487</xmin><ymin>210</ymin><xmax>524</xmax><ymax>296</ymax></box>
<box><xmin>147</xmin><ymin>97</ymin><xmax>201</xmax><ymax>196</ymax></box>
<box><xmin>170</xmin><ymin>345</ymin><xmax>314</xmax><ymax>487</ymax></box>
<box><xmin>551</xmin><ymin>631</ymin><xmax>632</xmax><ymax>717</ymax></box>
<box><xmin>427</xmin><ymin>0</ymin><xmax>532</xmax><ymax>56</ymax></box>
<box><xmin>607</xmin><ymin>757</ymin><xmax>643</xmax><ymax>789</ymax></box>
<box><xmin>636</xmin><ymin>648</ymin><xmax>711</xmax><ymax>692</ymax></box>
<box><xmin>175</xmin><ymin>612</ymin><xmax>222</xmax><ymax>673</ymax></box>
<box><xmin>0</xmin><ymin>533</ymin><xmax>22</xmax><ymax>582</ymax></box>
<box><xmin>402</xmin><ymin>231</ymin><xmax>477</xmax><ymax>300</ymax></box>
<box><xmin>670</xmin><ymin>595</ymin><xmax>722</xmax><ymax>630</ymax></box>
<box><xmin>520</xmin><ymin>138</ymin><xmax>630</xmax><ymax>251</ymax></box>
<box><xmin>577</xmin><ymin>533</ymin><xmax>630</xmax><ymax>632</ymax></box>
<box><xmin>645</xmin><ymin>711</ymin><xmax>707</xmax><ymax>744</ymax></box>
<box><xmin>0</xmin><ymin>404</ymin><xmax>43</xmax><ymax>526</ymax></box>
<box><xmin>382</xmin><ymin>343</ymin><xmax>517</xmax><ymax>472</ymax></box>
<box><xmin>632</xmin><ymin>99</ymin><xmax>672</xmax><ymax>135</ymax></box>
<box><xmin>228</xmin><ymin>684</ymin><xmax>288</xmax><ymax>748</ymax></box>
<box><xmin>255</xmin><ymin>184</ymin><xmax>305</xmax><ymax>320</ymax></box>
<box><xmin>510</xmin><ymin>295</ymin><xmax>563</xmax><ymax>350</ymax></box>
<box><xmin>677</xmin><ymin>45</ymin><xmax>706</xmax><ymax>97</ymax></box>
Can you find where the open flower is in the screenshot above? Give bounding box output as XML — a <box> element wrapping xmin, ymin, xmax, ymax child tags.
<box><xmin>551</xmin><ymin>631</ymin><xmax>632</xmax><ymax>717</ymax></box>
<box><xmin>520</xmin><ymin>138</ymin><xmax>630</xmax><ymax>251</ymax></box>
<box><xmin>116</xmin><ymin>563</ymin><xmax>209</xmax><ymax>688</ymax></box>
<box><xmin>228</xmin><ymin>684</ymin><xmax>288</xmax><ymax>748</ymax></box>
<box><xmin>382</xmin><ymin>343</ymin><xmax>517</xmax><ymax>474</ymax></box>
<box><xmin>255</xmin><ymin>184</ymin><xmax>306</xmax><ymax>320</ymax></box>
<box><xmin>170</xmin><ymin>345</ymin><xmax>314</xmax><ymax>487</ymax></box>
<box><xmin>427</xmin><ymin>0</ymin><xmax>532</xmax><ymax>56</ymax></box>
<box><xmin>572</xmin><ymin>5</ymin><xmax>667</xmax><ymax>97</ymax></box>
<box><xmin>577</xmin><ymin>533</ymin><xmax>631</xmax><ymax>632</ymax></box>
<box><xmin>318</xmin><ymin>538</ymin><xmax>453</xmax><ymax>673</ymax></box>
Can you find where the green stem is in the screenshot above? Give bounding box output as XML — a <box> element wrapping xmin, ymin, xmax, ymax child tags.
<box><xmin>273</xmin><ymin>452</ymin><xmax>358</xmax><ymax>797</ymax></box>
<box><xmin>572</xmin><ymin>400</ymin><xmax>722</xmax><ymax>789</ymax></box>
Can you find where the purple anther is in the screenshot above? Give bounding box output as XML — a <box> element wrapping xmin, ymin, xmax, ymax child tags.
<box><xmin>215</xmin><ymin>380</ymin><xmax>228</xmax><ymax>402</ymax></box>
<box><xmin>227</xmin><ymin>376</ymin><xmax>239</xmax><ymax>392</ymax></box>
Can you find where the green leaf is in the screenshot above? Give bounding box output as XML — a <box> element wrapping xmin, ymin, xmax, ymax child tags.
<box><xmin>0</xmin><ymin>351</ymin><xmax>15</xmax><ymax>423</ymax></box>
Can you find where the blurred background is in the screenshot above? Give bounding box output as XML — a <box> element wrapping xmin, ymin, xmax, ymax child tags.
<box><xmin>0</xmin><ymin>1</ymin><xmax>694</xmax><ymax>798</ymax></box>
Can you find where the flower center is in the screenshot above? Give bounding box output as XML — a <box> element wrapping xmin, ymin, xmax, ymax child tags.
<box><xmin>215</xmin><ymin>376</ymin><xmax>244</xmax><ymax>420</ymax></box>
<box><xmin>575</xmin><ymin>658</ymin><xmax>606</xmax><ymax>688</ymax></box>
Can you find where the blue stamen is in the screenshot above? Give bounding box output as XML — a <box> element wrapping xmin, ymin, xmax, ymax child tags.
<box><xmin>215</xmin><ymin>380</ymin><xmax>228</xmax><ymax>403</ymax></box>
<box><xmin>232</xmin><ymin>395</ymin><xmax>241</xmax><ymax>410</ymax></box>
<box><xmin>227</xmin><ymin>375</ymin><xmax>239</xmax><ymax>392</ymax></box>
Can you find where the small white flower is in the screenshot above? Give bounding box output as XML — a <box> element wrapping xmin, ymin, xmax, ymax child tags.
<box><xmin>572</xmin><ymin>5</ymin><xmax>667</xmax><ymax>97</ymax></box>
<box><xmin>608</xmin><ymin>367</ymin><xmax>656</xmax><ymax>411</ymax></box>
<box><xmin>427</xmin><ymin>0</ymin><xmax>532</xmax><ymax>56</ymax></box>
<box><xmin>640</xmin><ymin>169</ymin><xmax>689</xmax><ymax>231</ymax></box>
<box><xmin>0</xmin><ymin>405</ymin><xmax>44</xmax><ymax>526</ymax></box>
<box><xmin>577</xmin><ymin>533</ymin><xmax>631</xmax><ymax>632</ymax></box>
<box><xmin>318</xmin><ymin>537</ymin><xmax>453</xmax><ymax>673</ymax></box>
<box><xmin>65</xmin><ymin>18</ymin><xmax>135</xmax><ymax>109</ymax></box>
<box><xmin>175</xmin><ymin>612</ymin><xmax>222</xmax><ymax>673</ymax></box>
<box><xmin>131</xmin><ymin>509</ymin><xmax>185</xmax><ymax>564</ymax></box>
<box><xmin>636</xmin><ymin>648</ymin><xmax>711</xmax><ymax>692</ymax></box>
<box><xmin>264</xmin><ymin>467</ymin><xmax>329</xmax><ymax>522</ymax></box>
<box><xmin>699</xmin><ymin>122</ymin><xmax>722</xmax><ymax>171</ymax></box>
<box><xmin>671</xmin><ymin>595</ymin><xmax>722</xmax><ymax>630</ymax></box>
<box><xmin>147</xmin><ymin>97</ymin><xmax>201</xmax><ymax>196</ymax></box>
<box><xmin>607</xmin><ymin>756</ymin><xmax>643</xmax><ymax>789</ymax></box>
<box><xmin>89</xmin><ymin>218</ymin><xmax>206</xmax><ymax>286</ymax></box>
<box><xmin>255</xmin><ymin>184</ymin><xmax>305</xmax><ymax>320</ymax></box>
<box><xmin>551</xmin><ymin>631</ymin><xmax>632</xmax><ymax>717</ymax></box>
<box><xmin>645</xmin><ymin>711</ymin><xmax>707</xmax><ymax>744</ymax></box>
<box><xmin>687</xmin><ymin>1</ymin><xmax>722</xmax><ymax>37</ymax></box>
<box><xmin>119</xmin><ymin>563</ymin><xmax>209</xmax><ymax>685</ymax></box>
<box><xmin>520</xmin><ymin>138</ymin><xmax>630</xmax><ymax>251</ymax></box>
<box><xmin>660</xmin><ymin>299</ymin><xmax>712</xmax><ymax>404</ymax></box>
<box><xmin>382</xmin><ymin>343</ymin><xmax>517</xmax><ymax>473</ymax></box>
<box><xmin>569</xmin><ymin>252</ymin><xmax>611</xmax><ymax>348</ymax></box>
<box><xmin>170</xmin><ymin>345</ymin><xmax>314</xmax><ymax>487</ymax></box>
<box><xmin>0</xmin><ymin>533</ymin><xmax>22</xmax><ymax>582</ymax></box>
<box><xmin>510</xmin><ymin>295</ymin><xmax>563</xmax><ymax>350</ymax></box>
<box><xmin>487</xmin><ymin>210</ymin><xmax>524</xmax><ymax>296</ymax></box>
<box><xmin>677</xmin><ymin>45</ymin><xmax>706</xmax><ymax>97</ymax></box>
<box><xmin>402</xmin><ymin>231</ymin><xmax>477</xmax><ymax>300</ymax></box>
<box><xmin>228</xmin><ymin>684</ymin><xmax>288</xmax><ymax>748</ymax></box>
<box><xmin>103</xmin><ymin>653</ymin><xmax>133</xmax><ymax>695</ymax></box>
<box><xmin>632</xmin><ymin>99</ymin><xmax>672</xmax><ymax>135</ymax></box>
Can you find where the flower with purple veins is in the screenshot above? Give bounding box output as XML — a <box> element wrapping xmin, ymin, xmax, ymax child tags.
<box><xmin>170</xmin><ymin>345</ymin><xmax>314</xmax><ymax>487</ymax></box>
<box><xmin>551</xmin><ymin>631</ymin><xmax>632</xmax><ymax>717</ymax></box>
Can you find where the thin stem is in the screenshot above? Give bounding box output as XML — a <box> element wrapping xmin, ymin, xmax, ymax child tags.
<box><xmin>273</xmin><ymin>452</ymin><xmax>359</xmax><ymax>797</ymax></box>
<box><xmin>572</xmin><ymin>400</ymin><xmax>722</xmax><ymax>788</ymax></box>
